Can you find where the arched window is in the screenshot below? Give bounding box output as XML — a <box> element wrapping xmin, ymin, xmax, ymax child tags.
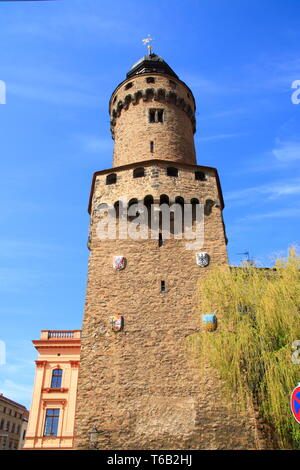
<box><xmin>195</xmin><ymin>171</ymin><xmax>206</xmax><ymax>181</ymax></box>
<box><xmin>191</xmin><ymin>198</ymin><xmax>200</xmax><ymax>222</ymax></box>
<box><xmin>133</xmin><ymin>167</ymin><xmax>145</xmax><ymax>178</ymax></box>
<box><xmin>167</xmin><ymin>167</ymin><xmax>178</xmax><ymax>177</ymax></box>
<box><xmin>114</xmin><ymin>201</ymin><xmax>121</xmax><ymax>218</ymax></box>
<box><xmin>175</xmin><ymin>196</ymin><xmax>184</xmax><ymax>207</ymax></box>
<box><xmin>106</xmin><ymin>173</ymin><xmax>117</xmax><ymax>185</ymax></box>
<box><xmin>160</xmin><ymin>194</ymin><xmax>169</xmax><ymax>205</ymax></box>
<box><xmin>144</xmin><ymin>195</ymin><xmax>154</xmax><ymax>208</ymax></box>
<box><xmin>128</xmin><ymin>198</ymin><xmax>139</xmax><ymax>220</ymax></box>
<box><xmin>51</xmin><ymin>369</ymin><xmax>62</xmax><ymax>388</ymax></box>
<box><xmin>204</xmin><ymin>199</ymin><xmax>215</xmax><ymax>216</ymax></box>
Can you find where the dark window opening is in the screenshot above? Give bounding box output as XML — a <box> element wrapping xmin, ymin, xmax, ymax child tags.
<box><xmin>157</xmin><ymin>109</ymin><xmax>164</xmax><ymax>123</ymax></box>
<box><xmin>169</xmin><ymin>80</ymin><xmax>177</xmax><ymax>89</ymax></box>
<box><xmin>51</xmin><ymin>368</ymin><xmax>62</xmax><ymax>388</ymax></box>
<box><xmin>160</xmin><ymin>194</ymin><xmax>170</xmax><ymax>205</ymax></box>
<box><xmin>167</xmin><ymin>167</ymin><xmax>178</xmax><ymax>177</ymax></box>
<box><xmin>149</xmin><ymin>108</ymin><xmax>164</xmax><ymax>123</ymax></box>
<box><xmin>191</xmin><ymin>198</ymin><xmax>200</xmax><ymax>222</ymax></box>
<box><xmin>204</xmin><ymin>199</ymin><xmax>215</xmax><ymax>216</ymax></box>
<box><xmin>106</xmin><ymin>173</ymin><xmax>117</xmax><ymax>185</ymax></box>
<box><xmin>114</xmin><ymin>201</ymin><xmax>121</xmax><ymax>218</ymax></box>
<box><xmin>44</xmin><ymin>409</ymin><xmax>60</xmax><ymax>437</ymax></box>
<box><xmin>195</xmin><ymin>171</ymin><xmax>206</xmax><ymax>181</ymax></box>
<box><xmin>146</xmin><ymin>77</ymin><xmax>155</xmax><ymax>83</ymax></box>
<box><xmin>125</xmin><ymin>82</ymin><xmax>133</xmax><ymax>90</ymax></box>
<box><xmin>149</xmin><ymin>109</ymin><xmax>156</xmax><ymax>123</ymax></box>
<box><xmin>159</xmin><ymin>232</ymin><xmax>163</xmax><ymax>247</ymax></box>
<box><xmin>150</xmin><ymin>141</ymin><xmax>154</xmax><ymax>153</ymax></box>
<box><xmin>128</xmin><ymin>198</ymin><xmax>139</xmax><ymax>220</ymax></box>
<box><xmin>113</xmin><ymin>95</ymin><xmax>118</xmax><ymax>104</ymax></box>
<box><xmin>133</xmin><ymin>167</ymin><xmax>145</xmax><ymax>178</ymax></box>
<box><xmin>161</xmin><ymin>280</ymin><xmax>166</xmax><ymax>293</ymax></box>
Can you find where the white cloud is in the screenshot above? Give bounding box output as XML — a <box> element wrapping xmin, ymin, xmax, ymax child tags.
<box><xmin>198</xmin><ymin>132</ymin><xmax>247</xmax><ymax>142</ymax></box>
<box><xmin>76</xmin><ymin>135</ymin><xmax>113</xmax><ymax>154</ymax></box>
<box><xmin>0</xmin><ymin>380</ymin><xmax>33</xmax><ymax>409</ymax></box>
<box><xmin>3</xmin><ymin>65</ymin><xmax>104</xmax><ymax>107</ymax></box>
<box><xmin>272</xmin><ymin>140</ymin><xmax>300</xmax><ymax>162</ymax></box>
<box><xmin>225</xmin><ymin>178</ymin><xmax>300</xmax><ymax>203</ymax></box>
<box><xmin>238</xmin><ymin>208</ymin><xmax>300</xmax><ymax>222</ymax></box>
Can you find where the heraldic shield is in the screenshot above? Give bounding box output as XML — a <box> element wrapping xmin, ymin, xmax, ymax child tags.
<box><xmin>110</xmin><ymin>316</ymin><xmax>124</xmax><ymax>332</ymax></box>
<box><xmin>113</xmin><ymin>256</ymin><xmax>126</xmax><ymax>271</ymax></box>
<box><xmin>196</xmin><ymin>252</ymin><xmax>210</xmax><ymax>267</ymax></box>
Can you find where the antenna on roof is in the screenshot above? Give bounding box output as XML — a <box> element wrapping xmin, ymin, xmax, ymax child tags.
<box><xmin>237</xmin><ymin>251</ymin><xmax>255</xmax><ymax>266</ymax></box>
<box><xmin>142</xmin><ymin>35</ymin><xmax>154</xmax><ymax>55</ymax></box>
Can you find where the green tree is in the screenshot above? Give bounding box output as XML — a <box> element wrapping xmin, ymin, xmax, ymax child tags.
<box><xmin>199</xmin><ymin>248</ymin><xmax>300</xmax><ymax>448</ymax></box>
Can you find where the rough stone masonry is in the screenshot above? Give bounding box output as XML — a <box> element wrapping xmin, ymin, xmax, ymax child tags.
<box><xmin>74</xmin><ymin>53</ymin><xmax>268</xmax><ymax>449</ymax></box>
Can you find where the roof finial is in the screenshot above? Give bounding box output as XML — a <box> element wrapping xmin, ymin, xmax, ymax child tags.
<box><xmin>142</xmin><ymin>34</ymin><xmax>154</xmax><ymax>55</ymax></box>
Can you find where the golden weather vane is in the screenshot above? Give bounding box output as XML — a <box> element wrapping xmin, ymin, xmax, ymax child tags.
<box><xmin>142</xmin><ymin>35</ymin><xmax>154</xmax><ymax>55</ymax></box>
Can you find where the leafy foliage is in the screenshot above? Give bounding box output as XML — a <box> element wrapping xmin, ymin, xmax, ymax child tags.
<box><xmin>199</xmin><ymin>248</ymin><xmax>300</xmax><ymax>448</ymax></box>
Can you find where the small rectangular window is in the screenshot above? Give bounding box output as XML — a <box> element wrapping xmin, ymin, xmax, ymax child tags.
<box><xmin>44</xmin><ymin>409</ymin><xmax>60</xmax><ymax>437</ymax></box>
<box><xmin>150</xmin><ymin>141</ymin><xmax>154</xmax><ymax>153</ymax></box>
<box><xmin>157</xmin><ymin>109</ymin><xmax>164</xmax><ymax>123</ymax></box>
<box><xmin>161</xmin><ymin>280</ymin><xmax>166</xmax><ymax>293</ymax></box>
<box><xmin>158</xmin><ymin>233</ymin><xmax>163</xmax><ymax>247</ymax></box>
<box><xmin>149</xmin><ymin>109</ymin><xmax>164</xmax><ymax>123</ymax></box>
<box><xmin>146</xmin><ymin>77</ymin><xmax>155</xmax><ymax>83</ymax></box>
<box><xmin>149</xmin><ymin>109</ymin><xmax>156</xmax><ymax>123</ymax></box>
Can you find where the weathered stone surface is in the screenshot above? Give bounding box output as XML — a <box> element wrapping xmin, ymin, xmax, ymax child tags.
<box><xmin>74</xmin><ymin>63</ymin><xmax>270</xmax><ymax>450</ymax></box>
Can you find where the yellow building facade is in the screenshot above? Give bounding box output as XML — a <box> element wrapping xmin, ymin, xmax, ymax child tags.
<box><xmin>24</xmin><ymin>330</ymin><xmax>81</xmax><ymax>450</ymax></box>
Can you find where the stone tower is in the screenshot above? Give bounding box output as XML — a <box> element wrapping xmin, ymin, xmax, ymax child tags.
<box><xmin>74</xmin><ymin>54</ymin><xmax>260</xmax><ymax>449</ymax></box>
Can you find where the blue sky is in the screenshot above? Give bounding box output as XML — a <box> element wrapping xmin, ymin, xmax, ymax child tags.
<box><xmin>0</xmin><ymin>0</ymin><xmax>299</xmax><ymax>409</ymax></box>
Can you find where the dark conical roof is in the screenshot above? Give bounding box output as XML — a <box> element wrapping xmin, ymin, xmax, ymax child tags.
<box><xmin>126</xmin><ymin>54</ymin><xmax>179</xmax><ymax>79</ymax></box>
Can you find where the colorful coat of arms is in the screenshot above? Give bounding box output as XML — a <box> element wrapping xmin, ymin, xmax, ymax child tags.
<box><xmin>202</xmin><ymin>314</ymin><xmax>217</xmax><ymax>332</ymax></box>
<box><xmin>113</xmin><ymin>256</ymin><xmax>126</xmax><ymax>271</ymax></box>
<box><xmin>110</xmin><ymin>316</ymin><xmax>124</xmax><ymax>332</ymax></box>
<box><xmin>196</xmin><ymin>252</ymin><xmax>210</xmax><ymax>267</ymax></box>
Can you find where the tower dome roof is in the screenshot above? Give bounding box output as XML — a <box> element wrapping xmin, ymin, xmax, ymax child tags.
<box><xmin>126</xmin><ymin>54</ymin><xmax>179</xmax><ymax>79</ymax></box>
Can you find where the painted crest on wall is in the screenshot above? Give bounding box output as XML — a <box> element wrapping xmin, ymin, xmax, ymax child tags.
<box><xmin>196</xmin><ymin>252</ymin><xmax>210</xmax><ymax>267</ymax></box>
<box><xmin>110</xmin><ymin>316</ymin><xmax>124</xmax><ymax>332</ymax></box>
<box><xmin>113</xmin><ymin>256</ymin><xmax>126</xmax><ymax>271</ymax></box>
<box><xmin>202</xmin><ymin>314</ymin><xmax>217</xmax><ymax>332</ymax></box>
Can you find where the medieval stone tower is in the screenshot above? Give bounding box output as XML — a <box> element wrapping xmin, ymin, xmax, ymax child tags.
<box><xmin>74</xmin><ymin>53</ymin><xmax>261</xmax><ymax>449</ymax></box>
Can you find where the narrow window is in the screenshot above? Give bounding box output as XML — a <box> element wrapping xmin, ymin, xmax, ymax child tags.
<box><xmin>167</xmin><ymin>167</ymin><xmax>178</xmax><ymax>177</ymax></box>
<box><xmin>51</xmin><ymin>368</ymin><xmax>62</xmax><ymax>388</ymax></box>
<box><xmin>44</xmin><ymin>409</ymin><xmax>60</xmax><ymax>437</ymax></box>
<box><xmin>146</xmin><ymin>77</ymin><xmax>155</xmax><ymax>83</ymax></box>
<box><xmin>161</xmin><ymin>280</ymin><xmax>166</xmax><ymax>293</ymax></box>
<box><xmin>133</xmin><ymin>167</ymin><xmax>145</xmax><ymax>178</ymax></box>
<box><xmin>158</xmin><ymin>232</ymin><xmax>163</xmax><ymax>247</ymax></box>
<box><xmin>106</xmin><ymin>173</ymin><xmax>117</xmax><ymax>185</ymax></box>
<box><xmin>113</xmin><ymin>95</ymin><xmax>118</xmax><ymax>104</ymax></box>
<box><xmin>149</xmin><ymin>109</ymin><xmax>156</xmax><ymax>123</ymax></box>
<box><xmin>150</xmin><ymin>141</ymin><xmax>154</xmax><ymax>153</ymax></box>
<box><xmin>157</xmin><ymin>109</ymin><xmax>164</xmax><ymax>123</ymax></box>
<box><xmin>125</xmin><ymin>82</ymin><xmax>133</xmax><ymax>90</ymax></box>
<box><xmin>149</xmin><ymin>108</ymin><xmax>164</xmax><ymax>123</ymax></box>
<box><xmin>195</xmin><ymin>171</ymin><xmax>206</xmax><ymax>181</ymax></box>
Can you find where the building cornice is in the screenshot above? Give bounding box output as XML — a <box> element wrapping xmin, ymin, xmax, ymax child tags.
<box><xmin>88</xmin><ymin>159</ymin><xmax>225</xmax><ymax>214</ymax></box>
